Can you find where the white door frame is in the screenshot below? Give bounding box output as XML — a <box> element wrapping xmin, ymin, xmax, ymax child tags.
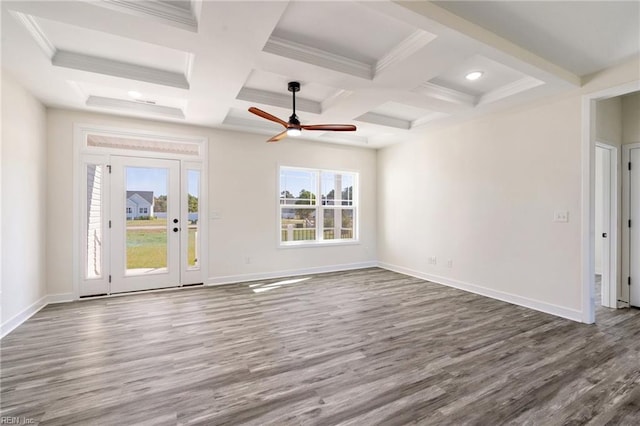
<box><xmin>73</xmin><ymin>124</ymin><xmax>208</xmax><ymax>299</ymax></box>
<box><xmin>581</xmin><ymin>80</ymin><xmax>640</xmax><ymax>323</ymax></box>
<box><xmin>595</xmin><ymin>142</ymin><xmax>618</xmax><ymax>308</ymax></box>
<box><xmin>623</xmin><ymin>143</ymin><xmax>640</xmax><ymax>307</ymax></box>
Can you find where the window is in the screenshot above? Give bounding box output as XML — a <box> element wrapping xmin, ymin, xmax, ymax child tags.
<box><xmin>139</xmin><ymin>207</ymin><xmax>148</xmax><ymax>214</ymax></box>
<box><xmin>279</xmin><ymin>167</ymin><xmax>357</xmax><ymax>245</ymax></box>
<box><xmin>126</xmin><ymin>207</ymin><xmax>132</xmax><ymax>214</ymax></box>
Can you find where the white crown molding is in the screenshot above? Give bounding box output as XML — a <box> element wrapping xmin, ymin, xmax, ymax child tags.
<box><xmin>413</xmin><ymin>82</ymin><xmax>475</xmax><ymax>107</ymax></box>
<box><xmin>222</xmin><ymin>114</ymin><xmax>283</xmax><ymax>133</ymax></box>
<box><xmin>411</xmin><ymin>111</ymin><xmax>450</xmax><ymax>128</ymax></box>
<box><xmin>263</xmin><ymin>36</ymin><xmax>373</xmax><ymax>80</ymax></box>
<box><xmin>476</xmin><ymin>76</ymin><xmax>545</xmax><ymax>106</ymax></box>
<box><xmin>320</xmin><ymin>132</ymin><xmax>370</xmax><ymax>145</ymax></box>
<box><xmin>185</xmin><ymin>53</ymin><xmax>196</xmax><ymax>81</ymax></box>
<box><xmin>52</xmin><ymin>50</ymin><xmax>190</xmax><ymax>89</ymax></box>
<box><xmin>86</xmin><ymin>96</ymin><xmax>185</xmax><ymax>119</ymax></box>
<box><xmin>236</xmin><ymin>87</ymin><xmax>321</xmax><ymax>114</ymax></box>
<box><xmin>10</xmin><ymin>11</ymin><xmax>56</xmax><ymax>58</ymax></box>
<box><xmin>357</xmin><ymin>112</ymin><xmax>410</xmax><ymax>130</ymax></box>
<box><xmin>98</xmin><ymin>0</ymin><xmax>198</xmax><ymax>32</ymax></box>
<box><xmin>321</xmin><ymin>89</ymin><xmax>352</xmax><ymax>112</ymax></box>
<box><xmin>375</xmin><ymin>29</ymin><xmax>437</xmax><ymax>76</ymax></box>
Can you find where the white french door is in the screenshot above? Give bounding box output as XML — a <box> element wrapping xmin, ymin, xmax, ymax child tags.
<box><xmin>79</xmin><ymin>154</ymin><xmax>203</xmax><ymax>296</ymax></box>
<box><xmin>110</xmin><ymin>156</ymin><xmax>181</xmax><ymax>293</ymax></box>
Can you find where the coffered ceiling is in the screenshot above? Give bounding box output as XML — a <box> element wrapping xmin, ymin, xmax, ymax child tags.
<box><xmin>2</xmin><ymin>1</ymin><xmax>638</xmax><ymax>148</ymax></box>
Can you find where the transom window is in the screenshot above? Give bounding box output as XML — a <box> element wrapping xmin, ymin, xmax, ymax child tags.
<box><xmin>279</xmin><ymin>166</ymin><xmax>358</xmax><ymax>245</ymax></box>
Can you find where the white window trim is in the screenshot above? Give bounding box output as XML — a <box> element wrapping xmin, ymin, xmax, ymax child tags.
<box><xmin>278</xmin><ymin>165</ymin><xmax>359</xmax><ymax>248</ymax></box>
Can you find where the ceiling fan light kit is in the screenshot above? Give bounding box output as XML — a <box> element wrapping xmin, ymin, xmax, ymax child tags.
<box><xmin>248</xmin><ymin>81</ymin><xmax>356</xmax><ymax>143</ymax></box>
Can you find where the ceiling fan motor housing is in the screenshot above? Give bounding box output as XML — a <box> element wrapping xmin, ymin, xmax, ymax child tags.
<box><xmin>288</xmin><ymin>81</ymin><xmax>300</xmax><ymax>92</ymax></box>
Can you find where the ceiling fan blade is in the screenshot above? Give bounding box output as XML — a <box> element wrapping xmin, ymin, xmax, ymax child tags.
<box><xmin>301</xmin><ymin>124</ymin><xmax>357</xmax><ymax>132</ymax></box>
<box><xmin>248</xmin><ymin>107</ymin><xmax>288</xmax><ymax>128</ymax></box>
<box><xmin>267</xmin><ymin>130</ymin><xmax>288</xmax><ymax>143</ymax></box>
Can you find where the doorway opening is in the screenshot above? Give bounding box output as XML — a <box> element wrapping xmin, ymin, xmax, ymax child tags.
<box><xmin>74</xmin><ymin>125</ymin><xmax>207</xmax><ymax>298</ymax></box>
<box><xmin>583</xmin><ymin>83</ymin><xmax>640</xmax><ymax>323</ymax></box>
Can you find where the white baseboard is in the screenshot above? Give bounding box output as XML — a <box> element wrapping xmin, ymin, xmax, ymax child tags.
<box><xmin>2</xmin><ymin>261</ymin><xmax>583</xmax><ymax>338</ymax></box>
<box><xmin>48</xmin><ymin>293</ymin><xmax>75</xmax><ymax>304</ymax></box>
<box><xmin>208</xmin><ymin>261</ymin><xmax>378</xmax><ymax>286</ymax></box>
<box><xmin>378</xmin><ymin>262</ymin><xmax>584</xmax><ymax>323</ymax></box>
<box><xmin>1</xmin><ymin>295</ymin><xmax>48</xmax><ymax>339</ymax></box>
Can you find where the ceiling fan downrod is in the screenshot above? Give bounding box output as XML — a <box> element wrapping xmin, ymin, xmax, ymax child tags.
<box><xmin>288</xmin><ymin>81</ymin><xmax>300</xmax><ymax>126</ymax></box>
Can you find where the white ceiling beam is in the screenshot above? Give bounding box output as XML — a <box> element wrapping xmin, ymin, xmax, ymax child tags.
<box><xmin>52</xmin><ymin>51</ymin><xmax>190</xmax><ymax>89</ymax></box>
<box><xmin>86</xmin><ymin>96</ymin><xmax>185</xmax><ymax>118</ymax></box>
<box><xmin>395</xmin><ymin>1</ymin><xmax>581</xmax><ymax>87</ymax></box>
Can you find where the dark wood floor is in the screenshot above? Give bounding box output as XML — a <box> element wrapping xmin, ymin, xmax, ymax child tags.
<box><xmin>2</xmin><ymin>268</ymin><xmax>639</xmax><ymax>425</ymax></box>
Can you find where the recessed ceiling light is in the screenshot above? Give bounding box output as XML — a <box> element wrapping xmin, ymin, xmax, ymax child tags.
<box><xmin>128</xmin><ymin>90</ymin><xmax>142</xmax><ymax>99</ymax></box>
<box><xmin>465</xmin><ymin>71</ymin><xmax>483</xmax><ymax>81</ymax></box>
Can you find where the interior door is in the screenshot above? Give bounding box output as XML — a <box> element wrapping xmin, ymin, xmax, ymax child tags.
<box><xmin>630</xmin><ymin>147</ymin><xmax>640</xmax><ymax>307</ymax></box>
<box><xmin>110</xmin><ymin>156</ymin><xmax>181</xmax><ymax>293</ymax></box>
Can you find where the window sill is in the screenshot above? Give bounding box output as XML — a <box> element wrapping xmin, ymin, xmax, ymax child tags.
<box><xmin>278</xmin><ymin>239</ymin><xmax>360</xmax><ymax>249</ymax></box>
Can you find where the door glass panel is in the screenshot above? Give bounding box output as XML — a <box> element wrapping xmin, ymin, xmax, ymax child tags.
<box><xmin>187</xmin><ymin>169</ymin><xmax>200</xmax><ymax>269</ymax></box>
<box><xmin>86</xmin><ymin>164</ymin><xmax>103</xmax><ymax>279</ymax></box>
<box><xmin>125</xmin><ymin>167</ymin><xmax>168</xmax><ymax>275</ymax></box>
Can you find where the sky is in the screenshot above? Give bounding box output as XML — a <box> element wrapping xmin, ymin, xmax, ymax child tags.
<box><xmin>280</xmin><ymin>169</ymin><xmax>355</xmax><ymax>197</ymax></box>
<box><xmin>126</xmin><ymin>167</ymin><xmax>199</xmax><ymax>197</ymax></box>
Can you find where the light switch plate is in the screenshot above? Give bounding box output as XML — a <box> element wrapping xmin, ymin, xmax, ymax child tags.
<box><xmin>553</xmin><ymin>211</ymin><xmax>569</xmax><ymax>222</ymax></box>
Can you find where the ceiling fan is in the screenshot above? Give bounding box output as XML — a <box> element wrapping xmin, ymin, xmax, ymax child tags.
<box><xmin>248</xmin><ymin>81</ymin><xmax>357</xmax><ymax>142</ymax></box>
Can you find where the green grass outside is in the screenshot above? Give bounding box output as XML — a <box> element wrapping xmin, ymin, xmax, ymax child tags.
<box><xmin>126</xmin><ymin>218</ymin><xmax>167</xmax><ymax>227</ymax></box>
<box><xmin>126</xmin><ymin>227</ymin><xmax>197</xmax><ymax>269</ymax></box>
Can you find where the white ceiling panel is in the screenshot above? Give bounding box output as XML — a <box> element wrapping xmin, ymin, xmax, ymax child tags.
<box><xmin>372</xmin><ymin>102</ymin><xmax>438</xmax><ymax>122</ymax></box>
<box><xmin>434</xmin><ymin>1</ymin><xmax>640</xmax><ymax>76</ymax></box>
<box><xmin>243</xmin><ymin>70</ymin><xmax>340</xmax><ymax>103</ymax></box>
<box><xmin>2</xmin><ymin>0</ymin><xmax>637</xmax><ymax>149</ymax></box>
<box><xmin>33</xmin><ymin>15</ymin><xmax>192</xmax><ymax>75</ymax></box>
<box><xmin>430</xmin><ymin>55</ymin><xmax>528</xmax><ymax>97</ymax></box>
<box><xmin>272</xmin><ymin>2</ymin><xmax>416</xmax><ymax>65</ymax></box>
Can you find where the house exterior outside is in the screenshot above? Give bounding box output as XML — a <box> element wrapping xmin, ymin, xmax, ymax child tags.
<box><xmin>126</xmin><ymin>191</ymin><xmax>154</xmax><ymax>219</ymax></box>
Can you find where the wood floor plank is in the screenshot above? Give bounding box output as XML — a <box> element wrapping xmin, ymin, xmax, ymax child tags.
<box><xmin>1</xmin><ymin>268</ymin><xmax>639</xmax><ymax>425</ymax></box>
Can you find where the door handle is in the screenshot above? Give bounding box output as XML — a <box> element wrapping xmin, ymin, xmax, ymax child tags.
<box><xmin>602</xmin><ymin>233</ymin><xmax>608</xmax><ymax>238</ymax></box>
<box><xmin>173</xmin><ymin>227</ymin><xmax>179</xmax><ymax>233</ymax></box>
<box><xmin>173</xmin><ymin>218</ymin><xmax>179</xmax><ymax>224</ymax></box>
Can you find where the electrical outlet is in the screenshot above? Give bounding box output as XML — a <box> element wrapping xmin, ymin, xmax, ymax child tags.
<box><xmin>428</xmin><ymin>256</ymin><xmax>437</xmax><ymax>265</ymax></box>
<box><xmin>553</xmin><ymin>211</ymin><xmax>569</xmax><ymax>222</ymax></box>
<box><xmin>447</xmin><ymin>260</ymin><xmax>453</xmax><ymax>268</ymax></box>
<box><xmin>244</xmin><ymin>257</ymin><xmax>251</xmax><ymax>264</ymax></box>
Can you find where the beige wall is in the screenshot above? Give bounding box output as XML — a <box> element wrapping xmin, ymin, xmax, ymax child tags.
<box><xmin>622</xmin><ymin>91</ymin><xmax>640</xmax><ymax>144</ymax></box>
<box><xmin>46</xmin><ymin>109</ymin><xmax>377</xmax><ymax>297</ymax></box>
<box><xmin>377</xmin><ymin>57</ymin><xmax>640</xmax><ymax>320</ymax></box>
<box><xmin>1</xmin><ymin>73</ymin><xmax>48</xmax><ymax>330</ymax></box>
<box><xmin>596</xmin><ymin>97</ymin><xmax>622</xmax><ymax>146</ymax></box>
